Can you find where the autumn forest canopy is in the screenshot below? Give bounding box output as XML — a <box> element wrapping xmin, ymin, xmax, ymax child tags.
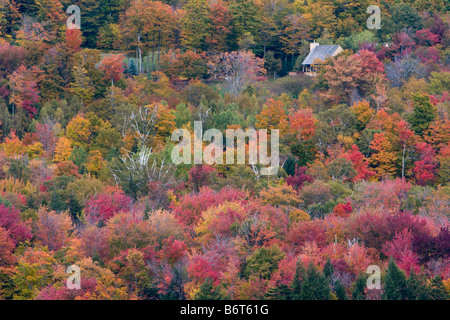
<box><xmin>0</xmin><ymin>0</ymin><xmax>449</xmax><ymax>301</ymax></box>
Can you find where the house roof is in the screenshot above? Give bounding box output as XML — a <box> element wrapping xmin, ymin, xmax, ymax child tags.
<box><xmin>302</xmin><ymin>45</ymin><xmax>341</xmax><ymax>65</ymax></box>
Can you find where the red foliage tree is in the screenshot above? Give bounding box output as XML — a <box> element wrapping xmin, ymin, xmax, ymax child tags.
<box><xmin>382</xmin><ymin>228</ymin><xmax>420</xmax><ymax>275</ymax></box>
<box><xmin>286</xmin><ymin>220</ymin><xmax>328</xmax><ymax>249</ymax></box>
<box><xmin>84</xmin><ymin>189</ymin><xmax>132</xmax><ymax>224</ymax></box>
<box><xmin>99</xmin><ymin>54</ymin><xmax>125</xmax><ymax>86</ymax></box>
<box><xmin>171</xmin><ymin>187</ymin><xmax>246</xmax><ymax>227</ymax></box>
<box><xmin>340</xmin><ymin>144</ymin><xmax>375</xmax><ymax>181</ymax></box>
<box><xmin>159</xmin><ymin>50</ymin><xmax>208</xmax><ymax>81</ymax></box>
<box><xmin>358</xmin><ymin>178</ymin><xmax>411</xmax><ymax>213</ymax></box>
<box><xmin>79</xmin><ymin>225</ymin><xmax>111</xmax><ymax>263</ymax></box>
<box><xmin>391</xmin><ymin>32</ymin><xmax>415</xmax><ymax>57</ymax></box>
<box><xmin>0</xmin><ymin>203</ymin><xmax>32</xmax><ymax>245</ymax></box>
<box><xmin>413</xmin><ymin>142</ymin><xmax>438</xmax><ymax>186</ymax></box>
<box><xmin>288</xmin><ymin>108</ymin><xmax>317</xmax><ymax>141</ymax></box>
<box><xmin>332</xmin><ymin>202</ymin><xmax>352</xmax><ymax>218</ymax></box>
<box><xmin>35</xmin><ymin>208</ymin><xmax>72</xmax><ymax>251</ymax></box>
<box><xmin>0</xmin><ymin>42</ymin><xmax>27</xmax><ymax>79</ymax></box>
<box><xmin>0</xmin><ymin>226</ymin><xmax>15</xmax><ymax>267</ymax></box>
<box><xmin>157</xmin><ymin>236</ymin><xmax>187</xmax><ymax>266</ymax></box>
<box><xmin>285</xmin><ymin>165</ymin><xmax>313</xmax><ymax>192</ymax></box>
<box><xmin>188</xmin><ymin>165</ymin><xmax>216</xmax><ymax>193</ymax></box>
<box><xmin>8</xmin><ymin>65</ymin><xmax>43</xmax><ymax>117</ymax></box>
<box><xmin>188</xmin><ymin>254</ymin><xmax>221</xmax><ymax>286</ymax></box>
<box><xmin>55</xmin><ymin>161</ymin><xmax>80</xmax><ymax>178</ymax></box>
<box><xmin>37</xmin><ymin>278</ymin><xmax>98</xmax><ymax>300</ymax></box>
<box><xmin>350</xmin><ymin>211</ymin><xmax>431</xmax><ymax>251</ymax></box>
<box><xmin>414</xmin><ymin>28</ymin><xmax>439</xmax><ymax>46</ymax></box>
<box><xmin>65</xmin><ymin>28</ymin><xmax>83</xmax><ymax>53</ymax></box>
<box><xmin>206</xmin><ymin>0</ymin><xmax>232</xmax><ymax>51</ymax></box>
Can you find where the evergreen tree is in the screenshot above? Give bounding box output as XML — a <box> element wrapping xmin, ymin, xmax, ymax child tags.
<box><xmin>74</xmin><ymin>0</ymin><xmax>104</xmax><ymax>48</ymax></box>
<box><xmin>291</xmin><ymin>139</ymin><xmax>317</xmax><ymax>167</ymax></box>
<box><xmin>334</xmin><ymin>280</ymin><xmax>348</xmax><ymax>300</ymax></box>
<box><xmin>351</xmin><ymin>273</ymin><xmax>367</xmax><ymax>300</ymax></box>
<box><xmin>143</xmin><ymin>203</ymin><xmax>151</xmax><ymax>221</ymax></box>
<box><xmin>228</xmin><ymin>0</ymin><xmax>261</xmax><ymax>49</ymax></box>
<box><xmin>298</xmin><ymin>263</ymin><xmax>331</xmax><ymax>300</ymax></box>
<box><xmin>68</xmin><ymin>194</ymin><xmax>82</xmax><ymax>223</ymax></box>
<box><xmin>181</xmin><ymin>0</ymin><xmax>211</xmax><ymax>51</ymax></box>
<box><xmin>98</xmin><ymin>0</ymin><xmax>125</xmax><ymax>23</ymax></box>
<box><xmin>323</xmin><ymin>259</ymin><xmax>334</xmax><ymax>281</ymax></box>
<box><xmin>50</xmin><ymin>191</ymin><xmax>67</xmax><ymax>213</ymax></box>
<box><xmin>382</xmin><ymin>258</ymin><xmax>408</xmax><ymax>300</ymax></box>
<box><xmin>127</xmin><ymin>58</ymin><xmax>138</xmax><ymax>77</ymax></box>
<box><xmin>194</xmin><ymin>278</ymin><xmax>227</xmax><ymax>300</ymax></box>
<box><xmin>265</xmin><ymin>284</ymin><xmax>292</xmax><ymax>300</ymax></box>
<box><xmin>427</xmin><ymin>276</ymin><xmax>449</xmax><ymax>300</ymax></box>
<box><xmin>406</xmin><ymin>271</ymin><xmax>430</xmax><ymax>300</ymax></box>
<box><xmin>283</xmin><ymin>155</ymin><xmax>297</xmax><ymax>177</ymax></box>
<box><xmin>383</xmin><ymin>3</ymin><xmax>422</xmax><ymax>37</ymax></box>
<box><xmin>69</xmin><ymin>147</ymin><xmax>88</xmax><ymax>174</ymax></box>
<box><xmin>290</xmin><ymin>261</ymin><xmax>306</xmax><ymax>299</ymax></box>
<box><xmin>264</xmin><ymin>51</ymin><xmax>282</xmax><ymax>78</ymax></box>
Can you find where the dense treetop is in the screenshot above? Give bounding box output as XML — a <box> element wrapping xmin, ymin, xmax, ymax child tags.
<box><xmin>0</xmin><ymin>0</ymin><xmax>448</xmax><ymax>300</ymax></box>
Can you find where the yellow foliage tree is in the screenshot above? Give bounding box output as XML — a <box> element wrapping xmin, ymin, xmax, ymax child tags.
<box><xmin>350</xmin><ymin>100</ymin><xmax>374</xmax><ymax>129</ymax></box>
<box><xmin>154</xmin><ymin>103</ymin><xmax>176</xmax><ymax>137</ymax></box>
<box><xmin>26</xmin><ymin>142</ymin><xmax>44</xmax><ymax>159</ymax></box>
<box><xmin>369</xmin><ymin>133</ymin><xmax>397</xmax><ymax>179</ymax></box>
<box><xmin>53</xmin><ymin>136</ymin><xmax>73</xmax><ymax>163</ymax></box>
<box><xmin>2</xmin><ymin>130</ymin><xmax>26</xmax><ymax>159</ymax></box>
<box><xmin>121</xmin><ymin>131</ymin><xmax>137</xmax><ymax>156</ymax></box>
<box><xmin>259</xmin><ymin>183</ymin><xmax>300</xmax><ymax>212</ymax></box>
<box><xmin>289</xmin><ymin>208</ymin><xmax>311</xmax><ymax>223</ymax></box>
<box><xmin>255</xmin><ymin>99</ymin><xmax>289</xmax><ymax>136</ymax></box>
<box><xmin>195</xmin><ymin>201</ymin><xmax>245</xmax><ymax>242</ymax></box>
<box><xmin>86</xmin><ymin>150</ymin><xmax>105</xmax><ymax>177</ymax></box>
<box><xmin>66</xmin><ymin>114</ymin><xmax>92</xmax><ymax>148</ymax></box>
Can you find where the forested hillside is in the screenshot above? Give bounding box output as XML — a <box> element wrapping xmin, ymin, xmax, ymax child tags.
<box><xmin>0</xmin><ymin>0</ymin><xmax>449</xmax><ymax>300</ymax></box>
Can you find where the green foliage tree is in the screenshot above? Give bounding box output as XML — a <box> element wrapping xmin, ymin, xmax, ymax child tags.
<box><xmin>408</xmin><ymin>94</ymin><xmax>438</xmax><ymax>136</ymax></box>
<box><xmin>298</xmin><ymin>263</ymin><xmax>331</xmax><ymax>300</ymax></box>
<box><xmin>264</xmin><ymin>51</ymin><xmax>282</xmax><ymax>78</ymax></box>
<box><xmin>383</xmin><ymin>3</ymin><xmax>422</xmax><ymax>38</ymax></box>
<box><xmin>194</xmin><ymin>278</ymin><xmax>227</xmax><ymax>300</ymax></box>
<box><xmin>265</xmin><ymin>283</ymin><xmax>292</xmax><ymax>300</ymax></box>
<box><xmin>351</xmin><ymin>273</ymin><xmax>367</xmax><ymax>300</ymax></box>
<box><xmin>334</xmin><ymin>280</ymin><xmax>348</xmax><ymax>300</ymax></box>
<box><xmin>244</xmin><ymin>246</ymin><xmax>285</xmax><ymax>280</ymax></box>
<box><xmin>181</xmin><ymin>0</ymin><xmax>211</xmax><ymax>51</ymax></box>
<box><xmin>290</xmin><ymin>261</ymin><xmax>306</xmax><ymax>300</ymax></box>
<box><xmin>382</xmin><ymin>258</ymin><xmax>408</xmax><ymax>300</ymax></box>
<box><xmin>406</xmin><ymin>271</ymin><xmax>431</xmax><ymax>300</ymax></box>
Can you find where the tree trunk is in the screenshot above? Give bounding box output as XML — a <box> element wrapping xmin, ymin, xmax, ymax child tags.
<box><xmin>157</xmin><ymin>30</ymin><xmax>161</xmax><ymax>65</ymax></box>
<box><xmin>139</xmin><ymin>47</ymin><xmax>142</xmax><ymax>74</ymax></box>
<box><xmin>137</xmin><ymin>32</ymin><xmax>142</xmax><ymax>74</ymax></box>
<box><xmin>111</xmin><ymin>78</ymin><xmax>114</xmax><ymax>108</ymax></box>
<box><xmin>402</xmin><ymin>143</ymin><xmax>406</xmax><ymax>181</ymax></box>
<box><xmin>152</xmin><ymin>32</ymin><xmax>156</xmax><ymax>73</ymax></box>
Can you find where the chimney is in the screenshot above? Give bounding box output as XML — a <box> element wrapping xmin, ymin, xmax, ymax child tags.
<box><xmin>310</xmin><ymin>41</ymin><xmax>319</xmax><ymax>52</ymax></box>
